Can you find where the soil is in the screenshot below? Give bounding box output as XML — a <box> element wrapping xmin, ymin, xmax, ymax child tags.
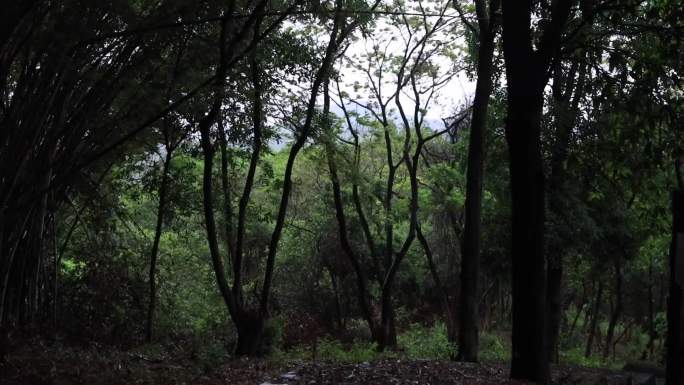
<box><xmin>0</xmin><ymin>343</ymin><xmax>653</xmax><ymax>385</ymax></box>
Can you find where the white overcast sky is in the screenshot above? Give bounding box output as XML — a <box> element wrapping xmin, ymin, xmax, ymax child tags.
<box><xmin>331</xmin><ymin>4</ymin><xmax>475</xmax><ymax>131</ymax></box>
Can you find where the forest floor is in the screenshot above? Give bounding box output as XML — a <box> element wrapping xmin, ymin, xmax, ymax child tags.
<box><xmin>0</xmin><ymin>341</ymin><xmax>659</xmax><ymax>385</ymax></box>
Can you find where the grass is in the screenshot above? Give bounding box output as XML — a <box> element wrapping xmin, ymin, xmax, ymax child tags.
<box><xmin>270</xmin><ymin>322</ymin><xmax>513</xmax><ymax>364</ymax></box>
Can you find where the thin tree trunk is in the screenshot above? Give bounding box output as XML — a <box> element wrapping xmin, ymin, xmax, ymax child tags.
<box><xmin>233</xmin><ymin>50</ymin><xmax>263</xmax><ymax>304</ymax></box>
<box><xmin>417</xmin><ymin>224</ymin><xmax>457</xmax><ymax>345</ymax></box>
<box><xmin>328</xmin><ymin>268</ymin><xmax>344</xmax><ymax>330</ymax></box>
<box><xmin>603</xmin><ymin>258</ymin><xmax>623</xmax><ymax>359</ymax></box>
<box><xmin>647</xmin><ymin>253</ymin><xmax>656</xmax><ymax>359</ymax></box>
<box><xmin>378</xmin><ymin>118</ymin><xmax>399</xmax><ymax>351</ymax></box>
<box><xmin>585</xmin><ymin>280</ymin><xmax>603</xmax><ymax>358</ymax></box>
<box><xmin>666</xmin><ymin>185</ymin><xmax>683</xmax><ymax>385</ymax></box>
<box><xmin>146</xmin><ymin>151</ymin><xmax>172</xmax><ymax>342</ymax></box>
<box><xmin>199</xmin><ymin>102</ymin><xmax>238</xmax><ymax>316</ymax></box>
<box><xmin>583</xmin><ymin>288</ymin><xmax>594</xmax><ymax>335</ymax></box>
<box><xmin>218</xmin><ymin>115</ymin><xmax>235</xmax><ymax>271</ymax></box>
<box><xmin>568</xmin><ymin>301</ymin><xmax>585</xmax><ymax>338</ymax></box>
<box><xmin>545</xmin><ymin>57</ymin><xmax>586</xmax><ymax>365</ymax></box>
<box><xmin>322</xmin><ymin>81</ymin><xmax>380</xmax><ymax>345</ymax></box>
<box><xmin>260</xmin><ymin>9</ymin><xmax>351</xmax><ymax>315</ymax></box>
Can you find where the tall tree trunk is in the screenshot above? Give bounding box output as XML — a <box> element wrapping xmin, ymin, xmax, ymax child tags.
<box><xmin>585</xmin><ymin>280</ymin><xmax>603</xmax><ymax>358</ymax></box>
<box><xmin>666</xmin><ymin>185</ymin><xmax>683</xmax><ymax>385</ymax></box>
<box><xmin>506</xmin><ymin>97</ymin><xmax>548</xmax><ymax>380</ymax></box>
<box><xmin>603</xmin><ymin>258</ymin><xmax>623</xmax><ymax>359</ymax></box>
<box><xmin>546</xmin><ymin>57</ymin><xmax>586</xmax><ymax>364</ymax></box>
<box><xmin>234</xmin><ymin>50</ymin><xmax>264</xmax><ymax>305</ymax></box>
<box><xmin>457</xmin><ymin>0</ymin><xmax>499</xmax><ymax>363</ymax></box>
<box><xmin>197</xmin><ymin>11</ymin><xmax>264</xmax><ymax>357</ymax></box>
<box><xmin>568</xmin><ymin>298</ymin><xmax>585</xmax><ymax>338</ymax></box>
<box><xmin>378</xmin><ymin>122</ymin><xmax>398</xmax><ymax>351</ymax></box>
<box><xmin>218</xmin><ymin>116</ymin><xmax>235</xmax><ymax>271</ymax></box>
<box><xmin>328</xmin><ymin>268</ymin><xmax>344</xmax><ymax>330</ymax></box>
<box><xmin>198</xmin><ymin>103</ymin><xmax>239</xmax><ymax>322</ymax></box>
<box><xmin>146</xmin><ymin>151</ymin><xmax>172</xmax><ymax>342</ymax></box>
<box><xmin>260</xmin><ymin>8</ymin><xmax>350</xmax><ymax>315</ymax></box>
<box><xmin>501</xmin><ymin>0</ymin><xmax>573</xmax><ymax>381</ymax></box>
<box><xmin>647</xmin><ymin>254</ymin><xmax>656</xmax><ymax>359</ymax></box>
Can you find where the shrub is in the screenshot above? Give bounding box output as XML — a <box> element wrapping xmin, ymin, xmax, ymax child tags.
<box><xmin>261</xmin><ymin>315</ymin><xmax>286</xmax><ymax>354</ymax></box>
<box><xmin>398</xmin><ymin>322</ymin><xmax>456</xmax><ymax>360</ymax></box>
<box><xmin>559</xmin><ymin>347</ymin><xmax>606</xmax><ymax>368</ymax></box>
<box><xmin>316</xmin><ymin>338</ymin><xmax>381</xmax><ymax>362</ymax></box>
<box><xmin>479</xmin><ymin>332</ymin><xmax>510</xmax><ymax>362</ymax></box>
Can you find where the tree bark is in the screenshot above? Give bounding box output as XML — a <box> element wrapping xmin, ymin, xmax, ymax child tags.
<box><xmin>545</xmin><ymin>57</ymin><xmax>586</xmax><ymax>364</ymax></box>
<box><xmin>218</xmin><ymin>115</ymin><xmax>235</xmax><ymax>272</ymax></box>
<box><xmin>456</xmin><ymin>0</ymin><xmax>499</xmax><ymax>363</ymax></box>
<box><xmin>506</xmin><ymin>93</ymin><xmax>548</xmax><ymax>380</ymax></box>
<box><xmin>260</xmin><ymin>7</ymin><xmax>350</xmax><ymax>315</ymax></box>
<box><xmin>568</xmin><ymin>298</ymin><xmax>585</xmax><ymax>338</ymax></box>
<box><xmin>322</xmin><ymin>81</ymin><xmax>380</xmax><ymax>346</ymax></box>
<box><xmin>666</xmin><ymin>188</ymin><xmax>684</xmax><ymax>385</ymax></box>
<box><xmin>417</xmin><ymin>224</ymin><xmax>458</xmax><ymax>347</ymax></box>
<box><xmin>501</xmin><ymin>0</ymin><xmax>573</xmax><ymax>381</ymax></box>
<box><xmin>234</xmin><ymin>308</ymin><xmax>265</xmax><ymax>356</ymax></box>
<box><xmin>199</xmin><ymin>101</ymin><xmax>238</xmax><ymax>321</ymax></box>
<box><xmin>647</xmin><ymin>254</ymin><xmax>656</xmax><ymax>359</ymax></box>
<box><xmin>197</xmin><ymin>8</ymin><xmax>271</xmax><ymax>357</ymax></box>
<box><xmin>603</xmin><ymin>258</ymin><xmax>623</xmax><ymax>359</ymax></box>
<box><xmin>145</xmin><ymin>150</ymin><xmax>172</xmax><ymax>342</ymax></box>
<box><xmin>585</xmin><ymin>280</ymin><xmax>603</xmax><ymax>358</ymax></box>
<box><xmin>234</xmin><ymin>50</ymin><xmax>263</xmax><ymax>304</ymax></box>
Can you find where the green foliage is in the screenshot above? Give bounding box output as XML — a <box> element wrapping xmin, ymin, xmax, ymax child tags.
<box><xmin>559</xmin><ymin>348</ymin><xmax>610</xmax><ymax>369</ymax></box>
<box><xmin>12</xmin><ymin>0</ymin><xmax>679</xmax><ymax>374</ymax></box>
<box><xmin>316</xmin><ymin>339</ymin><xmax>381</xmax><ymax>362</ymax></box>
<box><xmin>262</xmin><ymin>315</ymin><xmax>287</xmax><ymax>354</ymax></box>
<box><xmin>195</xmin><ymin>337</ymin><xmax>231</xmax><ymax>373</ymax></box>
<box><xmin>397</xmin><ymin>322</ymin><xmax>456</xmax><ymax>360</ymax></box>
<box><xmin>271</xmin><ymin>338</ymin><xmax>382</xmax><ymax>363</ymax></box>
<box><xmin>479</xmin><ymin>333</ymin><xmax>510</xmax><ymax>362</ymax></box>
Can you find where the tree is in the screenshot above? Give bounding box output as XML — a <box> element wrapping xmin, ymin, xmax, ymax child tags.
<box><xmin>667</xmin><ymin>160</ymin><xmax>684</xmax><ymax>385</ymax></box>
<box><xmin>328</xmin><ymin>0</ymin><xmax>460</xmax><ymax>349</ymax></box>
<box><xmin>0</xmin><ymin>0</ymin><xmax>161</xmax><ymax>326</ymax></box>
<box><xmin>145</xmin><ymin>38</ymin><xmax>193</xmax><ymax>341</ymax></box>
<box><xmin>197</xmin><ymin>0</ymin><xmax>374</xmax><ymax>355</ymax></box>
<box><xmin>453</xmin><ymin>0</ymin><xmax>500</xmax><ymax>362</ymax></box>
<box><xmin>500</xmin><ymin>0</ymin><xmax>574</xmax><ymax>381</ymax></box>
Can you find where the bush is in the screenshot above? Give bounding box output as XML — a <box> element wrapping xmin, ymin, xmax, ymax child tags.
<box><xmin>197</xmin><ymin>339</ymin><xmax>230</xmax><ymax>373</ymax></box>
<box><xmin>398</xmin><ymin>322</ymin><xmax>456</xmax><ymax>360</ymax></box>
<box><xmin>261</xmin><ymin>315</ymin><xmax>286</xmax><ymax>354</ymax></box>
<box><xmin>270</xmin><ymin>335</ymin><xmax>381</xmax><ymax>363</ymax></box>
<box><xmin>315</xmin><ymin>338</ymin><xmax>381</xmax><ymax>362</ymax></box>
<box><xmin>479</xmin><ymin>332</ymin><xmax>510</xmax><ymax>362</ymax></box>
<box><xmin>338</xmin><ymin>318</ymin><xmax>373</xmax><ymax>343</ymax></box>
<box><xmin>559</xmin><ymin>347</ymin><xmax>606</xmax><ymax>368</ymax></box>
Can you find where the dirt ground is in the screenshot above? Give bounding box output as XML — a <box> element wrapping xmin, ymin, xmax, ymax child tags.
<box><xmin>0</xmin><ymin>343</ymin><xmax>657</xmax><ymax>385</ymax></box>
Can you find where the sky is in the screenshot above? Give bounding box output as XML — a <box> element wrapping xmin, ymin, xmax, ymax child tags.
<box><xmin>269</xmin><ymin>2</ymin><xmax>476</xmax><ymax>148</ymax></box>
<box><xmin>330</xmin><ymin>3</ymin><xmax>475</xmax><ymax>132</ymax></box>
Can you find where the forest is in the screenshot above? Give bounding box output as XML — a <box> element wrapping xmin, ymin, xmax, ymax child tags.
<box><xmin>0</xmin><ymin>0</ymin><xmax>683</xmax><ymax>384</ymax></box>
